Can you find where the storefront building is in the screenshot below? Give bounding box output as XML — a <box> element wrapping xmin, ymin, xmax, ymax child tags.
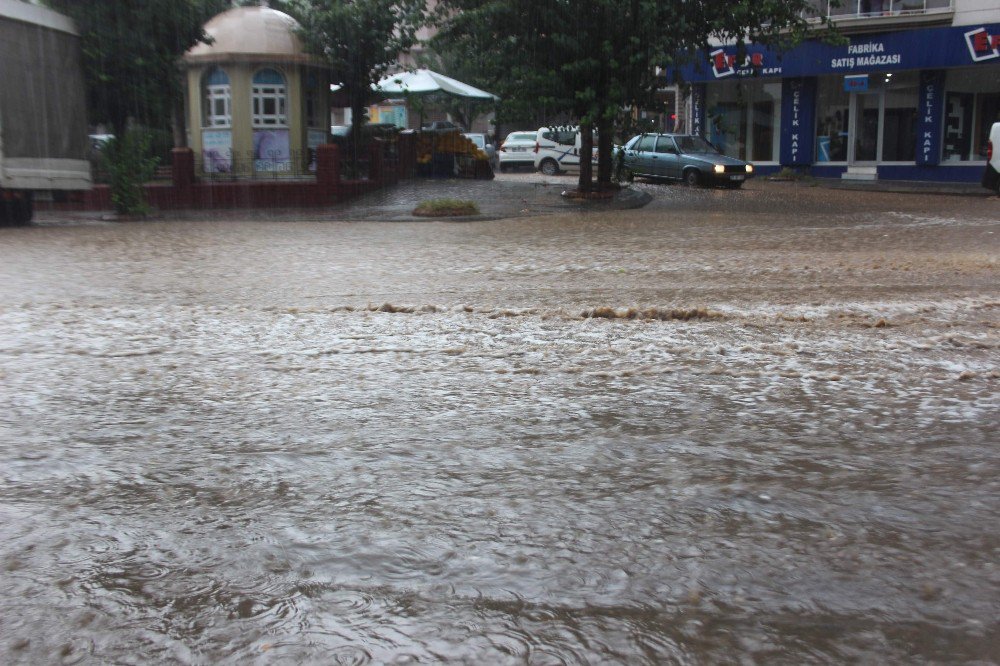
<box><xmin>675</xmin><ymin>2</ymin><xmax>1000</xmax><ymax>182</ymax></box>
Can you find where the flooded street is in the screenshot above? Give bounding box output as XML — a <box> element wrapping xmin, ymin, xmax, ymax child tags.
<box><xmin>1</xmin><ymin>181</ymin><xmax>998</xmax><ymax>663</ymax></box>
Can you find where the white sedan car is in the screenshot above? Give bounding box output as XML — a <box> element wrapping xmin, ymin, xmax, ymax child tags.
<box><xmin>498</xmin><ymin>131</ymin><xmax>537</xmax><ymax>172</ymax></box>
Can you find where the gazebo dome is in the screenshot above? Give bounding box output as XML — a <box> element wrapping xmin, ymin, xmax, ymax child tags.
<box><xmin>183</xmin><ymin>6</ymin><xmax>309</xmax><ymax>63</ymax></box>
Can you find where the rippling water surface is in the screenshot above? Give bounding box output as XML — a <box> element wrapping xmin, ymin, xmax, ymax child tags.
<box><xmin>1</xmin><ymin>183</ymin><xmax>998</xmax><ymax>663</ymax></box>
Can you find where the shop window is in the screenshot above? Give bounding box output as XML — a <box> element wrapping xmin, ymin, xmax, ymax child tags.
<box><xmin>706</xmin><ymin>80</ymin><xmax>780</xmax><ymax>162</ymax></box>
<box><xmin>974</xmin><ymin>94</ymin><xmax>1000</xmax><ymax>159</ymax></box>
<box><xmin>202</xmin><ymin>67</ymin><xmax>231</xmax><ymax>128</ymax></box>
<box><xmin>252</xmin><ymin>68</ymin><xmax>287</xmax><ymax>127</ymax></box>
<box><xmin>815</xmin><ymin>76</ymin><xmax>850</xmax><ymax>162</ymax></box>
<box><xmin>943</xmin><ymin>68</ymin><xmax>1000</xmax><ymax>161</ymax></box>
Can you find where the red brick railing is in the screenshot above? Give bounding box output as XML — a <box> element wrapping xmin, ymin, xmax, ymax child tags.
<box><xmin>56</xmin><ymin>135</ymin><xmax>417</xmax><ymax>213</ymax></box>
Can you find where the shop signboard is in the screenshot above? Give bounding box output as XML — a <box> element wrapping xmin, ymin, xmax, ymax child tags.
<box><xmin>917</xmin><ymin>70</ymin><xmax>945</xmax><ymax>166</ymax></box>
<box><xmin>844</xmin><ymin>74</ymin><xmax>869</xmax><ymax>92</ymax></box>
<box><xmin>369</xmin><ymin>104</ymin><xmax>408</xmax><ymax>129</ymax></box>
<box><xmin>690</xmin><ymin>84</ymin><xmax>706</xmax><ymax>136</ymax></box>
<box><xmin>780</xmin><ymin>78</ymin><xmax>816</xmax><ymax>165</ymax></box>
<box><xmin>674</xmin><ymin>23</ymin><xmax>1000</xmax><ymax>83</ymax></box>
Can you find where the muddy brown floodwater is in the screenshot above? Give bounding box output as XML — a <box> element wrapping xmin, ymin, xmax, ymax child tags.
<box><xmin>1</xmin><ymin>181</ymin><xmax>998</xmax><ymax>664</ymax></box>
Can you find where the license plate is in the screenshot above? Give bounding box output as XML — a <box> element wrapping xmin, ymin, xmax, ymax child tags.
<box><xmin>511</xmin><ymin>147</ymin><xmax>526</xmax><ymax>152</ymax></box>
<box><xmin>730</xmin><ymin>175</ymin><xmax>745</xmax><ymax>181</ymax></box>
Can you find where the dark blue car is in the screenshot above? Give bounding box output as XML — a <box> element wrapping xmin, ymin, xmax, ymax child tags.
<box><xmin>620</xmin><ymin>133</ymin><xmax>754</xmax><ymax>188</ymax></box>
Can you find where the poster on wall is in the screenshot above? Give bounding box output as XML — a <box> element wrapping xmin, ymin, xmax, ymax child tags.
<box><xmin>253</xmin><ymin>129</ymin><xmax>291</xmax><ymax>172</ymax></box>
<box><xmin>307</xmin><ymin>129</ymin><xmax>327</xmax><ymax>172</ymax></box>
<box><xmin>202</xmin><ymin>130</ymin><xmax>232</xmax><ymax>173</ymax></box>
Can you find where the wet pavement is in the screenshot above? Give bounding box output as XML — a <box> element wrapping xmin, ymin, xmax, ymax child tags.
<box><xmin>316</xmin><ymin>175</ymin><xmax>651</xmax><ymax>221</ymax></box>
<box><xmin>2</xmin><ymin>179</ymin><xmax>999</xmax><ymax>663</ymax></box>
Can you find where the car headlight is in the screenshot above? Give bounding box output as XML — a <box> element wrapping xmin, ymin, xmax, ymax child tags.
<box><xmin>713</xmin><ymin>164</ymin><xmax>725</xmax><ymax>174</ymax></box>
<box><xmin>746</xmin><ymin>164</ymin><xmax>754</xmax><ymax>173</ymax></box>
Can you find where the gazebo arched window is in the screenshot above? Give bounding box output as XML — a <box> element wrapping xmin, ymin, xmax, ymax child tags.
<box><xmin>202</xmin><ymin>67</ymin><xmax>231</xmax><ymax>127</ymax></box>
<box><xmin>252</xmin><ymin>68</ymin><xmax>287</xmax><ymax>127</ymax></box>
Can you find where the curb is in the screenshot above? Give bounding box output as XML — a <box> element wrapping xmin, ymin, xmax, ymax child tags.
<box><xmin>767</xmin><ymin>177</ymin><xmax>993</xmax><ymax>198</ymax></box>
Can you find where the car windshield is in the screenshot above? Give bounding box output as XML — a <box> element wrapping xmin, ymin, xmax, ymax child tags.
<box><xmin>674</xmin><ymin>135</ymin><xmax>719</xmax><ymax>154</ymax></box>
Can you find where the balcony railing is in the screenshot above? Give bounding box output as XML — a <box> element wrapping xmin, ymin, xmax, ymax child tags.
<box><xmin>802</xmin><ymin>0</ymin><xmax>952</xmax><ymax>20</ymax></box>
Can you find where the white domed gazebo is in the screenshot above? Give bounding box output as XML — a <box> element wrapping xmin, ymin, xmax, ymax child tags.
<box><xmin>182</xmin><ymin>5</ymin><xmax>332</xmax><ymax>175</ymax></box>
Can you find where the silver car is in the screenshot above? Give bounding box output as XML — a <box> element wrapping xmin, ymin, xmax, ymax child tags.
<box><xmin>620</xmin><ymin>133</ymin><xmax>754</xmax><ymax>188</ymax></box>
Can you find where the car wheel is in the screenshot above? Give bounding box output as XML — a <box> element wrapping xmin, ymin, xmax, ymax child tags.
<box><xmin>684</xmin><ymin>169</ymin><xmax>701</xmax><ymax>187</ymax></box>
<box><xmin>539</xmin><ymin>159</ymin><xmax>560</xmax><ymax>176</ymax></box>
<box><xmin>5</xmin><ymin>194</ymin><xmax>33</xmax><ymax>225</ymax></box>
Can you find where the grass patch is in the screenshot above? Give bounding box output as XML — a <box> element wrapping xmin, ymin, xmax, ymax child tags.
<box><xmin>413</xmin><ymin>198</ymin><xmax>480</xmax><ymax>217</ymax></box>
<box><xmin>769</xmin><ymin>167</ymin><xmax>817</xmax><ymax>184</ymax></box>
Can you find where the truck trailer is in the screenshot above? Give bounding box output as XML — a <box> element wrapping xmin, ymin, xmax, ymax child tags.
<box><xmin>0</xmin><ymin>0</ymin><xmax>90</xmax><ymax>224</ymax></box>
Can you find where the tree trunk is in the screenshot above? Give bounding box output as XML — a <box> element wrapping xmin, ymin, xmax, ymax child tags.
<box><xmin>578</xmin><ymin>123</ymin><xmax>593</xmax><ymax>193</ymax></box>
<box><xmin>597</xmin><ymin>117</ymin><xmax>614</xmax><ymax>188</ymax></box>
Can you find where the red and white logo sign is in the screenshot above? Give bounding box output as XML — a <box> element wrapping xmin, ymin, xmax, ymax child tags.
<box><xmin>965</xmin><ymin>27</ymin><xmax>999</xmax><ymax>62</ymax></box>
<box><xmin>710</xmin><ymin>49</ymin><xmax>764</xmax><ymax>78</ymax></box>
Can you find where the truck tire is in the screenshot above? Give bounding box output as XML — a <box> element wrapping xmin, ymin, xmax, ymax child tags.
<box><xmin>14</xmin><ymin>193</ymin><xmax>33</xmax><ymax>224</ymax></box>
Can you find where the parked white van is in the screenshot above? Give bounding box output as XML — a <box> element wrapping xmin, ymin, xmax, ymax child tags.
<box><xmin>982</xmin><ymin>121</ymin><xmax>1000</xmax><ymax>194</ymax></box>
<box><xmin>533</xmin><ymin>126</ymin><xmax>598</xmax><ymax>176</ymax></box>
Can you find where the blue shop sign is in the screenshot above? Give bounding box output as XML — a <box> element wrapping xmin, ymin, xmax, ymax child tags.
<box><xmin>780</xmin><ymin>78</ymin><xmax>816</xmax><ymax>165</ymax></box>
<box><xmin>917</xmin><ymin>70</ymin><xmax>945</xmax><ymax>166</ymax></box>
<box><xmin>675</xmin><ymin>23</ymin><xmax>1000</xmax><ymax>82</ymax></box>
<box><xmin>844</xmin><ymin>74</ymin><xmax>868</xmax><ymax>92</ymax></box>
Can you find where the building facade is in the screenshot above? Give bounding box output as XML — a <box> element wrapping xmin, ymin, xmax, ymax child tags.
<box><xmin>676</xmin><ymin>0</ymin><xmax>1000</xmax><ymax>181</ymax></box>
<box><xmin>182</xmin><ymin>6</ymin><xmax>333</xmax><ymax>176</ymax></box>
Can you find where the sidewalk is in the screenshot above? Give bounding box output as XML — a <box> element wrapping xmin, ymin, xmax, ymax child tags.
<box><xmin>777</xmin><ymin>176</ymin><xmax>994</xmax><ymax>197</ymax></box>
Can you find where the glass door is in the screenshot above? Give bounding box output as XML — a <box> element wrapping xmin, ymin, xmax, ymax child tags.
<box><xmin>847</xmin><ymin>91</ymin><xmax>882</xmax><ymax>164</ymax></box>
<box><xmin>849</xmin><ymin>91</ymin><xmax>882</xmax><ymax>164</ymax></box>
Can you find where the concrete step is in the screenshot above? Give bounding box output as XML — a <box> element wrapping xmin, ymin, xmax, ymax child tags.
<box><xmin>842</xmin><ymin>166</ymin><xmax>878</xmax><ymax>181</ymax></box>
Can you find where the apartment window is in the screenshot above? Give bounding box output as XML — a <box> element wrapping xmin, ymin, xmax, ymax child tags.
<box><xmin>202</xmin><ymin>67</ymin><xmax>231</xmax><ymax>128</ymax></box>
<box><xmin>807</xmin><ymin>0</ymin><xmax>952</xmax><ymax>19</ymax></box>
<box><xmin>252</xmin><ymin>68</ymin><xmax>287</xmax><ymax>127</ymax></box>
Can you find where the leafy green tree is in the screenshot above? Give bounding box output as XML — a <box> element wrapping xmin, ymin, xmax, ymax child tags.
<box><xmin>101</xmin><ymin>128</ymin><xmax>160</xmax><ymax>216</ymax></box>
<box><xmin>44</xmin><ymin>0</ymin><xmax>230</xmax><ymax>137</ymax></box>
<box><xmin>286</xmin><ymin>0</ymin><xmax>427</xmax><ymax>168</ymax></box>
<box><xmin>43</xmin><ymin>0</ymin><xmax>228</xmax><ymax>215</ymax></box>
<box><xmin>435</xmin><ymin>0</ymin><xmax>829</xmax><ymax>192</ymax></box>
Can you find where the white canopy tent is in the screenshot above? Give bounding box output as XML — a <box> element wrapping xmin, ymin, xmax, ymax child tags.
<box><xmin>330</xmin><ymin>69</ymin><xmax>499</xmax><ymax>130</ymax></box>
<box><xmin>375</xmin><ymin>69</ymin><xmax>499</xmax><ymax>101</ymax></box>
